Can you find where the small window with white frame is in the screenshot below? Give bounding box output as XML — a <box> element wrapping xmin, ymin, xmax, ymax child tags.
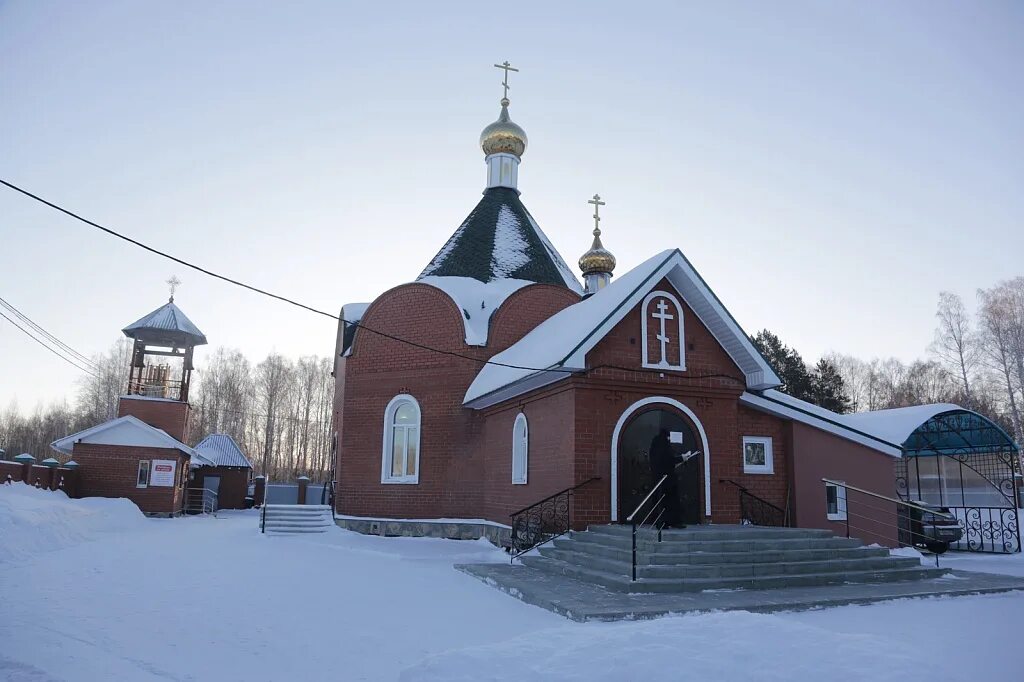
<box><xmin>512</xmin><ymin>413</ymin><xmax>528</xmax><ymax>484</ymax></box>
<box><xmin>825</xmin><ymin>481</ymin><xmax>847</xmax><ymax>521</ymax></box>
<box><xmin>137</xmin><ymin>460</ymin><xmax>151</xmax><ymax>488</ymax></box>
<box><xmin>742</xmin><ymin>436</ymin><xmax>773</xmax><ymax>474</ymax></box>
<box><xmin>381</xmin><ymin>394</ymin><xmax>421</xmax><ymax>484</ymax></box>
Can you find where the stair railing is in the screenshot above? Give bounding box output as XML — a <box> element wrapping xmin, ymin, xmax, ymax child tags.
<box><xmin>626</xmin><ymin>474</ymin><xmax>670</xmax><ymax>582</ymax></box>
<box><xmin>821</xmin><ymin>478</ymin><xmax>966</xmax><ymax>567</ymax></box>
<box><xmin>508</xmin><ymin>477</ymin><xmax>600</xmax><ymax>561</ymax></box>
<box><xmin>260</xmin><ymin>481</ymin><xmax>268</xmax><ymax>533</ymax></box>
<box><xmin>719</xmin><ymin>479</ymin><xmax>788</xmax><ymax>527</ymax></box>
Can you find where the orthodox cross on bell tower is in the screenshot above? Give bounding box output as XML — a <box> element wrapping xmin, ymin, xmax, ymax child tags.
<box><xmin>588</xmin><ymin>194</ymin><xmax>606</xmax><ymax>237</ymax></box>
<box><xmin>652</xmin><ymin>299</ymin><xmax>675</xmax><ymax>366</ymax></box>
<box><xmin>166</xmin><ymin>275</ymin><xmax>181</xmax><ymax>303</ymax></box>
<box><xmin>494</xmin><ymin>60</ymin><xmax>519</xmax><ymax>101</ymax></box>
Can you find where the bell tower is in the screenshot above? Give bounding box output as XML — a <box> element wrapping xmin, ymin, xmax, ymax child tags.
<box><xmin>117</xmin><ymin>281</ymin><xmax>207</xmax><ymax>442</ymax></box>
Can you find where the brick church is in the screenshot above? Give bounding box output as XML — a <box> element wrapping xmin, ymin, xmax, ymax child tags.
<box><xmin>331</xmin><ymin>69</ymin><xmax>1008</xmax><ymax>540</ymax></box>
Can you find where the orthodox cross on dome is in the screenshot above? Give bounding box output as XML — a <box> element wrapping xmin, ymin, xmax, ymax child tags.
<box><xmin>588</xmin><ymin>194</ymin><xmax>606</xmax><ymax>236</ymax></box>
<box><xmin>652</xmin><ymin>299</ymin><xmax>675</xmax><ymax>366</ymax></box>
<box><xmin>494</xmin><ymin>60</ymin><xmax>519</xmax><ymax>102</ymax></box>
<box><xmin>166</xmin><ymin>275</ymin><xmax>181</xmax><ymax>303</ymax></box>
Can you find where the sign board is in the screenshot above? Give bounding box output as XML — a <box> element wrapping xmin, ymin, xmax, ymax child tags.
<box><xmin>669</xmin><ymin>431</ymin><xmax>684</xmax><ymax>444</ymax></box>
<box><xmin>149</xmin><ymin>459</ymin><xmax>177</xmax><ymax>487</ymax></box>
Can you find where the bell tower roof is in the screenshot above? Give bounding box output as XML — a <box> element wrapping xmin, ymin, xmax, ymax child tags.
<box><xmin>122</xmin><ymin>299</ymin><xmax>208</xmax><ymax>347</ymax></box>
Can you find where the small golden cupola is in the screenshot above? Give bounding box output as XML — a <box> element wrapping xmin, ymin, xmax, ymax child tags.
<box><xmin>481</xmin><ymin>61</ymin><xmax>528</xmax><ymax>191</ymax></box>
<box><xmin>579</xmin><ymin>194</ymin><xmax>616</xmax><ymax>294</ymax></box>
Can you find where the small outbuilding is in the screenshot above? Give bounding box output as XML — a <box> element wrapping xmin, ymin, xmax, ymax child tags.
<box><xmin>189</xmin><ymin>434</ymin><xmax>254</xmax><ymax>510</ymax></box>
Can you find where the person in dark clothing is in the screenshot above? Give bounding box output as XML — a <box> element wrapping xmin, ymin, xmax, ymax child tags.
<box><xmin>648</xmin><ymin>428</ymin><xmax>686</xmax><ymax>528</ymax></box>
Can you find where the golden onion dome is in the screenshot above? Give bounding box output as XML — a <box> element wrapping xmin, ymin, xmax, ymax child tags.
<box><xmin>579</xmin><ymin>229</ymin><xmax>617</xmax><ymax>275</ymax></box>
<box><xmin>480</xmin><ymin>98</ymin><xmax>528</xmax><ymax>158</ymax></box>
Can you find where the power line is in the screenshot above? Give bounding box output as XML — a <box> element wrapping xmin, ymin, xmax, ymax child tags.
<box><xmin>0</xmin><ymin>178</ymin><xmax>747</xmax><ymax>384</ymax></box>
<box><xmin>0</xmin><ymin>297</ymin><xmax>98</xmax><ymax>369</ymax></box>
<box><xmin>0</xmin><ymin>309</ymin><xmax>99</xmax><ymax>378</ymax></box>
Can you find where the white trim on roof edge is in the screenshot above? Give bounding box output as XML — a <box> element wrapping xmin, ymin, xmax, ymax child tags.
<box><xmin>464</xmin><ymin>249</ymin><xmax>781</xmax><ymax>408</ymax></box>
<box><xmin>739</xmin><ymin>392</ymin><xmax>902</xmax><ymax>457</ymax></box>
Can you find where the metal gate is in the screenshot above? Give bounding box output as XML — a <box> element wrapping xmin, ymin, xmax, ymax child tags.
<box><xmin>895</xmin><ymin>410</ymin><xmax>1021</xmax><ymax>553</ymax></box>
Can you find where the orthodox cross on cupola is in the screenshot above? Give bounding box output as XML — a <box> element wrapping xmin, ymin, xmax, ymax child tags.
<box><xmin>166</xmin><ymin>275</ymin><xmax>181</xmax><ymax>303</ymax></box>
<box><xmin>641</xmin><ymin>290</ymin><xmax>686</xmax><ymax>371</ymax></box>
<box><xmin>494</xmin><ymin>60</ymin><xmax>519</xmax><ymax>102</ymax></box>
<box><xmin>579</xmin><ymin>194</ymin><xmax>616</xmax><ymax>295</ymax></box>
<box><xmin>481</xmin><ymin>61</ymin><xmax>527</xmax><ymax>190</ymax></box>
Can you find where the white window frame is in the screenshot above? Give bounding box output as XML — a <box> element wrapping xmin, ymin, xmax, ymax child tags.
<box><xmin>381</xmin><ymin>394</ymin><xmax>421</xmax><ymax>484</ymax></box>
<box><xmin>742</xmin><ymin>436</ymin><xmax>774</xmax><ymax>474</ymax></box>
<box><xmin>137</xmin><ymin>460</ymin><xmax>151</xmax><ymax>488</ymax></box>
<box><xmin>826</xmin><ymin>481</ymin><xmax>848</xmax><ymax>521</ymax></box>
<box><xmin>512</xmin><ymin>413</ymin><xmax>528</xmax><ymax>485</ymax></box>
<box><xmin>640</xmin><ymin>290</ymin><xmax>686</xmax><ymax>371</ymax></box>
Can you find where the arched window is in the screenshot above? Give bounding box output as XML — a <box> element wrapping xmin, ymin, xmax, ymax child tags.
<box><xmin>512</xmin><ymin>412</ymin><xmax>528</xmax><ymax>484</ymax></box>
<box><xmin>381</xmin><ymin>395</ymin><xmax>420</xmax><ymax>484</ymax></box>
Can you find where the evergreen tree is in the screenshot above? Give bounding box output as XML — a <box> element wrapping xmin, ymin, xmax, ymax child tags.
<box><xmin>750</xmin><ymin>330</ymin><xmax>814</xmax><ymax>401</ymax></box>
<box><xmin>810</xmin><ymin>358</ymin><xmax>852</xmax><ymax>413</ymax></box>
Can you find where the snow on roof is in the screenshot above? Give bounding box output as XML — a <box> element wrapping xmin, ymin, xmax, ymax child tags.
<box><xmin>339</xmin><ymin>302</ymin><xmax>371</xmax><ymax>358</ymax></box>
<box><xmin>50</xmin><ymin>415</ymin><xmax>197</xmax><ymax>457</ymax></box>
<box><xmin>123</xmin><ymin>300</ymin><xmax>208</xmax><ymax>346</ymax></box>
<box><xmin>464</xmin><ymin>249</ymin><xmax>782</xmax><ymax>407</ymax></box>
<box><xmin>417</xmin><ymin>187</ymin><xmax>582</xmax><ymax>293</ymax></box>
<box><xmin>740</xmin><ymin>390</ymin><xmax>970</xmax><ymax>457</ymax></box>
<box><xmin>193</xmin><ymin>434</ymin><xmax>253</xmax><ymax>468</ymax></box>
<box><xmin>841</xmin><ymin>403</ymin><xmax>963</xmax><ymax>446</ymax></box>
<box><xmin>418</xmin><ymin>276</ymin><xmax>535</xmax><ymax>346</ymax></box>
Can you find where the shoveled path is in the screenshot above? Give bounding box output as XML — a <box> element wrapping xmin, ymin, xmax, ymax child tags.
<box><xmin>457</xmin><ymin>562</ymin><xmax>1024</xmax><ymax>622</ymax></box>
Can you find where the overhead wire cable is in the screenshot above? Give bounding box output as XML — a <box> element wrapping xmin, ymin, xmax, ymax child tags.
<box><xmin>0</xmin><ymin>309</ymin><xmax>100</xmax><ymax>378</ymax></box>
<box><xmin>0</xmin><ymin>296</ymin><xmax>98</xmax><ymax>369</ymax></box>
<box><xmin>0</xmin><ymin>178</ymin><xmax>747</xmax><ymax>384</ymax></box>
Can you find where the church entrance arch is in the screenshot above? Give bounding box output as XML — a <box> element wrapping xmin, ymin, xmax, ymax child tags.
<box><xmin>610</xmin><ymin>397</ymin><xmax>712</xmax><ymax>522</ymax></box>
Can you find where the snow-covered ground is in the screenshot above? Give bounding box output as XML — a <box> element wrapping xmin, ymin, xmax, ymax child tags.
<box><xmin>1</xmin><ymin>485</ymin><xmax>1022</xmax><ymax>682</ymax></box>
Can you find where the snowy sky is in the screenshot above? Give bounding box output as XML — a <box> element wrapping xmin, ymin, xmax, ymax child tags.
<box><xmin>1</xmin><ymin>1</ymin><xmax>1022</xmax><ymax>409</ymax></box>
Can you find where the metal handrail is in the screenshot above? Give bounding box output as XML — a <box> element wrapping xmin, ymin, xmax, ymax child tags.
<box><xmin>509</xmin><ymin>478</ymin><xmax>600</xmax><ymax>518</ymax></box>
<box><xmin>626</xmin><ymin>474</ymin><xmax>668</xmax><ymax>523</ymax></box>
<box><xmin>508</xmin><ymin>477</ymin><xmax>600</xmax><ymax>559</ymax></box>
<box><xmin>719</xmin><ymin>479</ymin><xmax>786</xmax><ymax>515</ymax></box>
<box><xmin>629</xmin><ymin>474</ymin><xmax>672</xmax><ymax>582</ymax></box>
<box><xmin>822</xmin><ymin>478</ymin><xmax>965</xmax><ymax>566</ymax></box>
<box><xmin>821</xmin><ymin>478</ymin><xmax>957</xmax><ymax>521</ymax></box>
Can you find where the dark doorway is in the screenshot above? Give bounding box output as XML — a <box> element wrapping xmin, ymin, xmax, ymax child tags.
<box><xmin>618</xmin><ymin>408</ymin><xmax>701</xmax><ymax>524</ymax></box>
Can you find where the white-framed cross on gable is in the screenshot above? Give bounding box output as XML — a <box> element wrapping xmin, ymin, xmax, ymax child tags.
<box><xmin>640</xmin><ymin>290</ymin><xmax>686</xmax><ymax>371</ymax></box>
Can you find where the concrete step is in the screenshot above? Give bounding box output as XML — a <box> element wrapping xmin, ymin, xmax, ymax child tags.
<box><xmin>266</xmin><ymin>527</ymin><xmax>329</xmax><ymax>534</ymax></box>
<box><xmin>264</xmin><ymin>522</ymin><xmax>331</xmax><ymax>528</ymax></box>
<box><xmin>520</xmin><ymin>555</ymin><xmax>948</xmax><ymax>593</ymax></box>
<box><xmin>587</xmin><ymin>524</ymin><xmax>834</xmax><ymax>542</ymax></box>
<box><xmin>553</xmin><ymin>537</ymin><xmax>891</xmax><ymax>565</ymax></box>
<box><xmin>539</xmin><ymin>547</ymin><xmax>919</xmax><ymax>580</ymax></box>
<box><xmin>570</xmin><ymin>531</ymin><xmax>865</xmax><ymax>554</ymax></box>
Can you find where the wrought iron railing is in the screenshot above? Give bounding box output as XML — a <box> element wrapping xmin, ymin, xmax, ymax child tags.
<box><xmin>627</xmin><ymin>474</ymin><xmax>669</xmax><ymax>582</ymax></box>
<box><xmin>509</xmin><ymin>477</ymin><xmax>600</xmax><ymax>560</ymax></box>
<box><xmin>720</xmin><ymin>479</ymin><xmax>788</xmax><ymax>527</ymax></box>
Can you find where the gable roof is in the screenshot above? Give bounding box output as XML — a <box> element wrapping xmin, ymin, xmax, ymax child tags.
<box><xmin>463</xmin><ymin>249</ymin><xmax>782</xmax><ymax>408</ymax></box>
<box><xmin>193</xmin><ymin>434</ymin><xmax>253</xmax><ymax>468</ymax></box>
<box><xmin>50</xmin><ymin>415</ymin><xmax>197</xmax><ymax>457</ymax></box>
<box><xmin>123</xmin><ymin>300</ymin><xmax>208</xmax><ymax>347</ymax></box>
<box><xmin>418</xmin><ymin>187</ymin><xmax>582</xmax><ymax>293</ymax></box>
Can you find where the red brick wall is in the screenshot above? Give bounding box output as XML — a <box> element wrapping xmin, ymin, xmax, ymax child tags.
<box><xmin>479</xmin><ymin>386</ymin><xmax>577</xmax><ymax>524</ymax></box>
<box><xmin>117</xmin><ymin>397</ymin><xmax>191</xmax><ymax>443</ymax></box>
<box><xmin>789</xmin><ymin>422</ymin><xmax>898</xmax><ymax>545</ymax></box>
<box><xmin>0</xmin><ymin>460</ymin><xmax>24</xmax><ymax>483</ymax></box>
<box><xmin>335</xmin><ymin>282</ymin><xmax>578</xmax><ymax>521</ymax></box>
<box><xmin>71</xmin><ymin>443</ymin><xmax>189</xmax><ymax>514</ymax></box>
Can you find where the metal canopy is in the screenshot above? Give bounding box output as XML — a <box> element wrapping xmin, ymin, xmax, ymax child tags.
<box><xmin>122</xmin><ymin>300</ymin><xmax>208</xmax><ymax>347</ymax></box>
<box><xmin>901</xmin><ymin>409</ymin><xmax>1019</xmax><ymax>457</ymax></box>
